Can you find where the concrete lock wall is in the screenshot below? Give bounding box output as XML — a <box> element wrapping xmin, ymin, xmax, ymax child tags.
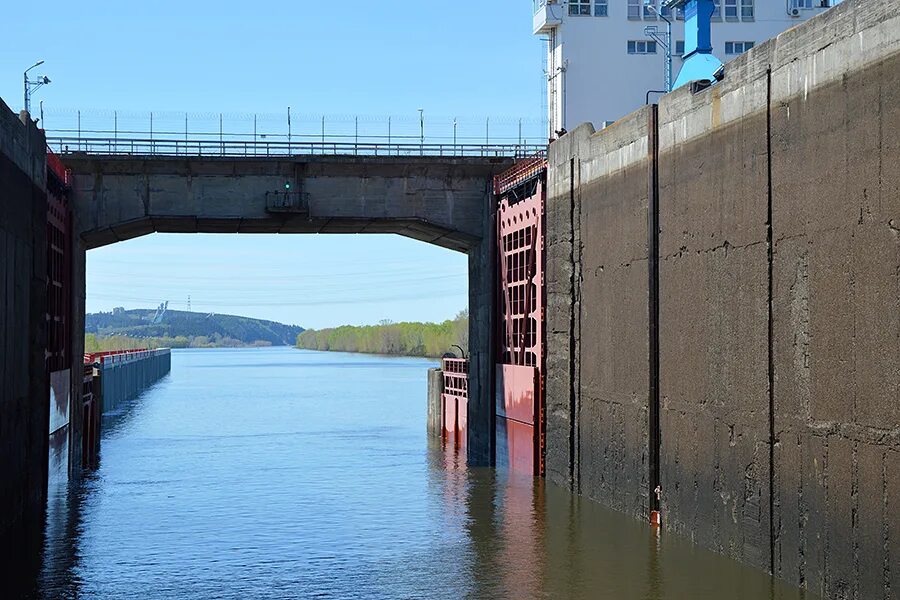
<box><xmin>95</xmin><ymin>350</ymin><xmax>172</xmax><ymax>413</ymax></box>
<box><xmin>545</xmin><ymin>0</ymin><xmax>900</xmax><ymax>596</ymax></box>
<box><xmin>0</xmin><ymin>100</ymin><xmax>49</xmax><ymax>573</ymax></box>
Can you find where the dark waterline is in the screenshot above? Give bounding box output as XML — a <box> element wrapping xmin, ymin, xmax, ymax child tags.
<box><xmin>30</xmin><ymin>347</ymin><xmax>814</xmax><ymax>599</ymax></box>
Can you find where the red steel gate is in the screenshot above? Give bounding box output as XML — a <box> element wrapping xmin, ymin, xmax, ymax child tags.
<box><xmin>494</xmin><ymin>158</ymin><xmax>547</xmax><ymax>476</ymax></box>
<box><xmin>441</xmin><ymin>358</ymin><xmax>468</xmax><ymax>454</ymax></box>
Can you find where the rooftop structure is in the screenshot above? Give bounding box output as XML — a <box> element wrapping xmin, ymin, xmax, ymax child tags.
<box><xmin>534</xmin><ymin>0</ymin><xmax>841</xmax><ymax>135</ymax></box>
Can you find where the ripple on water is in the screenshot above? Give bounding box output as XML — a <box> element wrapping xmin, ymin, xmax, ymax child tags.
<box><xmin>32</xmin><ymin>348</ymin><xmax>816</xmax><ymax>600</ymax></box>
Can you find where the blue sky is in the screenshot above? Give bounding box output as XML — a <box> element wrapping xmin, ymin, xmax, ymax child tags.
<box><xmin>1</xmin><ymin>1</ymin><xmax>543</xmax><ymax>329</ymax></box>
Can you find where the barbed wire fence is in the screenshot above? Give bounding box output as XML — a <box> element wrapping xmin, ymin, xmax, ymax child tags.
<box><xmin>43</xmin><ymin>107</ymin><xmax>547</xmax><ymax>149</ymax></box>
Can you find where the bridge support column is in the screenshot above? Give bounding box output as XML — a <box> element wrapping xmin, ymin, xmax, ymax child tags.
<box><xmin>466</xmin><ymin>193</ymin><xmax>496</xmax><ymax>467</ymax></box>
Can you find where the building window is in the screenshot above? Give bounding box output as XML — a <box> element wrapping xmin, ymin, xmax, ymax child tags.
<box><xmin>711</xmin><ymin>0</ymin><xmax>722</xmax><ymax>19</ymax></box>
<box><xmin>627</xmin><ymin>0</ymin><xmax>642</xmax><ymax>19</ymax></box>
<box><xmin>568</xmin><ymin>0</ymin><xmax>590</xmax><ymax>16</ymax></box>
<box><xmin>675</xmin><ymin>40</ymin><xmax>685</xmax><ymax>57</ymax></box>
<box><xmin>659</xmin><ymin>3</ymin><xmax>671</xmax><ymax>18</ymax></box>
<box><xmin>643</xmin><ymin>0</ymin><xmax>657</xmax><ymax>19</ymax></box>
<box><xmin>792</xmin><ymin>0</ymin><xmax>833</xmax><ymax>7</ymax></box>
<box><xmin>724</xmin><ymin>0</ymin><xmax>738</xmax><ymax>20</ymax></box>
<box><xmin>568</xmin><ymin>0</ymin><xmax>608</xmax><ymax>16</ymax></box>
<box><xmin>627</xmin><ymin>40</ymin><xmax>658</xmax><ymax>54</ymax></box>
<box><xmin>741</xmin><ymin>0</ymin><xmax>754</xmax><ymax>20</ymax></box>
<box><xmin>725</xmin><ymin>41</ymin><xmax>755</xmax><ymax>54</ymax></box>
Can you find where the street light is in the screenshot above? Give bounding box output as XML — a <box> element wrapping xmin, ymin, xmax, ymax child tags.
<box><xmin>644</xmin><ymin>2</ymin><xmax>673</xmax><ymax>92</ymax></box>
<box><xmin>24</xmin><ymin>60</ymin><xmax>51</xmax><ymax>116</ymax></box>
<box><xmin>418</xmin><ymin>108</ymin><xmax>424</xmax><ymax>153</ymax></box>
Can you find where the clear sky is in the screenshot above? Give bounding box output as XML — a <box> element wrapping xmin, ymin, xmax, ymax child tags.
<box><xmin>1</xmin><ymin>1</ymin><xmax>543</xmax><ymax>329</ymax></box>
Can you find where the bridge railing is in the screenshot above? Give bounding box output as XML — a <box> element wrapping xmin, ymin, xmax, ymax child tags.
<box><xmin>47</xmin><ymin>137</ymin><xmax>547</xmax><ymax>159</ymax></box>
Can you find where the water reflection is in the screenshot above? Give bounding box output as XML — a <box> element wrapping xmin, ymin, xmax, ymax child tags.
<box><xmin>29</xmin><ymin>348</ymin><xmax>815</xmax><ymax>599</ymax></box>
<box><xmin>435</xmin><ymin>439</ymin><xmax>816</xmax><ymax>599</ymax></box>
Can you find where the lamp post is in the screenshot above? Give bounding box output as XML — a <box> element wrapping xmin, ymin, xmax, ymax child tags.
<box><xmin>644</xmin><ymin>2</ymin><xmax>673</xmax><ymax>92</ymax></box>
<box><xmin>418</xmin><ymin>108</ymin><xmax>424</xmax><ymax>154</ymax></box>
<box><xmin>24</xmin><ymin>60</ymin><xmax>51</xmax><ymax>116</ymax></box>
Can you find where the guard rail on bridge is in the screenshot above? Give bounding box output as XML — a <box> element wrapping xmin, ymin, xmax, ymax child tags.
<box><xmin>48</xmin><ymin>137</ymin><xmax>547</xmax><ymax>159</ymax></box>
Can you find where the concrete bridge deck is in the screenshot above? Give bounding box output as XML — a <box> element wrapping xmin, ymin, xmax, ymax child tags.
<box><xmin>63</xmin><ymin>152</ymin><xmax>518</xmax><ymax>252</ymax></box>
<box><xmin>60</xmin><ymin>146</ymin><xmax>514</xmax><ymax>469</ymax></box>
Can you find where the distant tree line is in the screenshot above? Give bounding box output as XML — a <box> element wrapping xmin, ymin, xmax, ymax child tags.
<box><xmin>296</xmin><ymin>311</ymin><xmax>468</xmax><ymax>358</ymax></box>
<box><xmin>84</xmin><ymin>333</ymin><xmax>273</xmax><ymax>353</ymax></box>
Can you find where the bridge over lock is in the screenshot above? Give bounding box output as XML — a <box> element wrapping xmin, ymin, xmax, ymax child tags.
<box><xmin>51</xmin><ymin>136</ymin><xmax>545</xmax><ymax>469</ymax></box>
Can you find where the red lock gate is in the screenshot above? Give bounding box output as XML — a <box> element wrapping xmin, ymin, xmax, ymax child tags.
<box><xmin>495</xmin><ymin>158</ymin><xmax>547</xmax><ymax>477</ymax></box>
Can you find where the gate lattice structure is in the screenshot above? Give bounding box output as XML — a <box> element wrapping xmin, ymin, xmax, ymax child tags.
<box><xmin>494</xmin><ymin>158</ymin><xmax>547</xmax><ymax>476</ymax></box>
<box><xmin>441</xmin><ymin>358</ymin><xmax>469</xmax><ymax>453</ymax></box>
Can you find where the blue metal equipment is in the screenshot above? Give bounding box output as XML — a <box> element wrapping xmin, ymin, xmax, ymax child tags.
<box><xmin>663</xmin><ymin>0</ymin><xmax>724</xmax><ymax>89</ymax></box>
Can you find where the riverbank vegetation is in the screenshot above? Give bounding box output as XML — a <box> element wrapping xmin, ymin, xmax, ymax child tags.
<box><xmin>296</xmin><ymin>311</ymin><xmax>468</xmax><ymax>358</ymax></box>
<box><xmin>84</xmin><ymin>333</ymin><xmax>273</xmax><ymax>352</ymax></box>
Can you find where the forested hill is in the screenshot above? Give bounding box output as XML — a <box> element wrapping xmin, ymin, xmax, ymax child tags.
<box><xmin>86</xmin><ymin>309</ymin><xmax>303</xmax><ymax>346</ymax></box>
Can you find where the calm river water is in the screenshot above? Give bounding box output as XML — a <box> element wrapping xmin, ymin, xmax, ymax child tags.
<box><xmin>31</xmin><ymin>347</ymin><xmax>814</xmax><ymax>599</ymax></box>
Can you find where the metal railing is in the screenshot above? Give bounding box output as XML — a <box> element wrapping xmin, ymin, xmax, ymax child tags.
<box><xmin>494</xmin><ymin>155</ymin><xmax>548</xmax><ymax>195</ymax></box>
<box><xmin>84</xmin><ymin>347</ymin><xmax>171</xmax><ymax>366</ymax></box>
<box><xmin>47</xmin><ymin>136</ymin><xmax>547</xmax><ymax>159</ymax></box>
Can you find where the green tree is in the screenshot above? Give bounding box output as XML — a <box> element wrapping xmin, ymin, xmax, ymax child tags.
<box><xmin>296</xmin><ymin>312</ymin><xmax>468</xmax><ymax>358</ymax></box>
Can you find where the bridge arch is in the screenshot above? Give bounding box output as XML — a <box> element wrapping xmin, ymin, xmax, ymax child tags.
<box><xmin>63</xmin><ymin>151</ymin><xmax>514</xmax><ymax>466</ymax></box>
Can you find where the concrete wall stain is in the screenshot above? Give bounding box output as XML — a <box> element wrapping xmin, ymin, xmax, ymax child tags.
<box><xmin>545</xmin><ymin>0</ymin><xmax>900</xmax><ymax>596</ymax></box>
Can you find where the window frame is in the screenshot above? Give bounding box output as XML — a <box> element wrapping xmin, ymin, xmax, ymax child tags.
<box><xmin>724</xmin><ymin>0</ymin><xmax>738</xmax><ymax>20</ymax></box>
<box><xmin>725</xmin><ymin>40</ymin><xmax>755</xmax><ymax>55</ymax></box>
<box><xmin>627</xmin><ymin>0</ymin><xmax>642</xmax><ymax>20</ymax></box>
<box><xmin>568</xmin><ymin>0</ymin><xmax>591</xmax><ymax>16</ymax></box>
<box><xmin>627</xmin><ymin>39</ymin><xmax>658</xmax><ymax>55</ymax></box>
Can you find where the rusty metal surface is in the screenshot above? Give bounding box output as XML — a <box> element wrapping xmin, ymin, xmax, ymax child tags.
<box><xmin>493</xmin><ymin>156</ymin><xmax>547</xmax><ymax>196</ymax></box>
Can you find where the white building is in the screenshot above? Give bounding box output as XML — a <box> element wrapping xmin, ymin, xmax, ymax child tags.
<box><xmin>534</xmin><ymin>0</ymin><xmax>841</xmax><ymax>134</ymax></box>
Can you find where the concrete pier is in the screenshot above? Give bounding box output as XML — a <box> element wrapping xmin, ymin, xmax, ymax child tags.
<box><xmin>427</xmin><ymin>368</ymin><xmax>443</xmax><ymax>438</ymax></box>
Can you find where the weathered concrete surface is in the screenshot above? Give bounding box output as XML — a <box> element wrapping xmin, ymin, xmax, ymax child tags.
<box><xmin>546</xmin><ymin>109</ymin><xmax>652</xmax><ymax>520</ymax></box>
<box><xmin>658</xmin><ymin>42</ymin><xmax>772</xmax><ymax>575</ymax></box>
<box><xmin>0</xmin><ymin>100</ymin><xmax>48</xmax><ymax>581</ymax></box>
<box><xmin>427</xmin><ymin>368</ymin><xmax>443</xmax><ymax>437</ymax></box>
<box><xmin>64</xmin><ymin>155</ymin><xmax>511</xmax><ymax>252</ymax></box>
<box><xmin>544</xmin><ymin>135</ymin><xmax>578</xmax><ymax>489</ymax></box>
<box><xmin>64</xmin><ymin>153</ymin><xmax>508</xmax><ymax>466</ymax></box>
<box><xmin>545</xmin><ymin>0</ymin><xmax>900</xmax><ymax>595</ymax></box>
<box><xmin>768</xmin><ymin>3</ymin><xmax>900</xmax><ymax>596</ymax></box>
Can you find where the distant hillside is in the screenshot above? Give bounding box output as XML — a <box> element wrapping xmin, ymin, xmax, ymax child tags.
<box><xmin>86</xmin><ymin>308</ymin><xmax>303</xmax><ymax>346</ymax></box>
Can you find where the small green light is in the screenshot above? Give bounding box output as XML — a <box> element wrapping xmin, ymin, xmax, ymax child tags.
<box><xmin>285</xmin><ymin>181</ymin><xmax>291</xmax><ymax>190</ymax></box>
